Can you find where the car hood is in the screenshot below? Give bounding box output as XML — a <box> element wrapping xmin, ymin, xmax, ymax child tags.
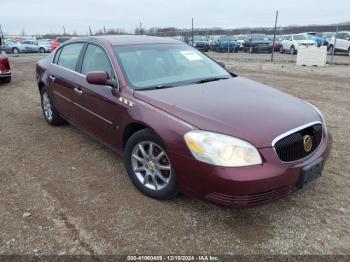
<box><xmin>296</xmin><ymin>40</ymin><xmax>315</xmax><ymax>44</ymax></box>
<box><xmin>134</xmin><ymin>77</ymin><xmax>319</xmax><ymax>148</ymax></box>
<box><xmin>253</xmin><ymin>41</ymin><xmax>272</xmax><ymax>45</ymax></box>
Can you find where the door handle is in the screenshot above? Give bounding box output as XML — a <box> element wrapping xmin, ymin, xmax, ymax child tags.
<box><xmin>49</xmin><ymin>75</ymin><xmax>55</xmax><ymax>81</ymax></box>
<box><xmin>73</xmin><ymin>87</ymin><xmax>84</xmax><ymax>96</ymax></box>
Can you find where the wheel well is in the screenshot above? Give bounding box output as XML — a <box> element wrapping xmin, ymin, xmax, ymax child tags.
<box><xmin>122</xmin><ymin>123</ymin><xmax>148</xmax><ymax>149</ymax></box>
<box><xmin>38</xmin><ymin>81</ymin><xmax>45</xmax><ymax>93</ymax></box>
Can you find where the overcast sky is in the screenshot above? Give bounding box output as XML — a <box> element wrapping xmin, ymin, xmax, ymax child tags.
<box><xmin>1</xmin><ymin>0</ymin><xmax>349</xmax><ymax>35</ymax></box>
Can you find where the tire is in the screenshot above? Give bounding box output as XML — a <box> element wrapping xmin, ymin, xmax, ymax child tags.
<box><xmin>124</xmin><ymin>129</ymin><xmax>178</xmax><ymax>200</ymax></box>
<box><xmin>40</xmin><ymin>86</ymin><xmax>65</xmax><ymax>126</ymax></box>
<box><xmin>1</xmin><ymin>76</ymin><xmax>11</xmax><ymax>83</ymax></box>
<box><xmin>39</xmin><ymin>47</ymin><xmax>45</xmax><ymax>53</ymax></box>
<box><xmin>12</xmin><ymin>48</ymin><xmax>19</xmax><ymax>54</ymax></box>
<box><xmin>280</xmin><ymin>46</ymin><xmax>284</xmax><ymax>53</ymax></box>
<box><xmin>290</xmin><ymin>46</ymin><xmax>295</xmax><ymax>55</ymax></box>
<box><xmin>348</xmin><ymin>48</ymin><xmax>350</xmax><ymax>57</ymax></box>
<box><xmin>328</xmin><ymin>45</ymin><xmax>334</xmax><ymax>55</ymax></box>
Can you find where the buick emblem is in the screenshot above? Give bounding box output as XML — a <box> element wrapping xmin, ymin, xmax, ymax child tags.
<box><xmin>303</xmin><ymin>135</ymin><xmax>313</xmax><ymax>152</ymax></box>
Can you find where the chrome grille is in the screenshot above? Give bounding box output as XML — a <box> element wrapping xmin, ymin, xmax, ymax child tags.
<box><xmin>274</xmin><ymin>124</ymin><xmax>323</xmax><ymax>162</ymax></box>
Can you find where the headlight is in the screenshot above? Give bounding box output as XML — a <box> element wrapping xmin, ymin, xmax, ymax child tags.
<box><xmin>184</xmin><ymin>130</ymin><xmax>262</xmax><ymax>167</ymax></box>
<box><xmin>193</xmin><ymin>43</ymin><xmax>197</xmax><ymax>47</ymax></box>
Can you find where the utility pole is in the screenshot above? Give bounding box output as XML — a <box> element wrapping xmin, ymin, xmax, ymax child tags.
<box><xmin>89</xmin><ymin>26</ymin><xmax>92</xmax><ymax>36</ymax></box>
<box><xmin>62</xmin><ymin>26</ymin><xmax>66</xmax><ymax>35</ymax></box>
<box><xmin>331</xmin><ymin>25</ymin><xmax>339</xmax><ymax>65</ymax></box>
<box><xmin>271</xmin><ymin>10</ymin><xmax>279</xmax><ymax>62</ymax></box>
<box><xmin>191</xmin><ymin>18</ymin><xmax>194</xmax><ymax>46</ymax></box>
<box><xmin>0</xmin><ymin>25</ymin><xmax>4</xmax><ymax>46</ymax></box>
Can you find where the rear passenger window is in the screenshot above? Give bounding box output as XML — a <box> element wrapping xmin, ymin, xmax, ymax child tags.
<box><xmin>57</xmin><ymin>43</ymin><xmax>84</xmax><ymax>71</ymax></box>
<box><xmin>81</xmin><ymin>44</ymin><xmax>113</xmax><ymax>77</ymax></box>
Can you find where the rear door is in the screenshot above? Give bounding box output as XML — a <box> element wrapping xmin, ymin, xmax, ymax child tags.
<box><xmin>49</xmin><ymin>42</ymin><xmax>85</xmax><ymax>123</ymax></box>
<box><xmin>71</xmin><ymin>43</ymin><xmax>123</xmax><ymax>147</ymax></box>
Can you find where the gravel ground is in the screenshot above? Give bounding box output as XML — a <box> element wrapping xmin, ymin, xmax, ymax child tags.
<box><xmin>0</xmin><ymin>53</ymin><xmax>349</xmax><ymax>256</ymax></box>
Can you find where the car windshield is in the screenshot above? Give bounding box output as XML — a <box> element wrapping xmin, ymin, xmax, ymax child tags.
<box><xmin>251</xmin><ymin>35</ymin><xmax>269</xmax><ymax>41</ymax></box>
<box><xmin>114</xmin><ymin>43</ymin><xmax>230</xmax><ymax>90</ymax></box>
<box><xmin>236</xmin><ymin>36</ymin><xmax>246</xmax><ymax>40</ymax></box>
<box><xmin>193</xmin><ymin>36</ymin><xmax>207</xmax><ymax>41</ymax></box>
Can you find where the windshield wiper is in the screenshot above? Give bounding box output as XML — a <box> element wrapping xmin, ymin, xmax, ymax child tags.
<box><xmin>138</xmin><ymin>84</ymin><xmax>176</xmax><ymax>91</ymax></box>
<box><xmin>192</xmin><ymin>77</ymin><xmax>230</xmax><ymax>84</ymax></box>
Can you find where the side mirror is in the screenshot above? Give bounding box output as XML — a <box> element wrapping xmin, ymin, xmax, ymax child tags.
<box><xmin>86</xmin><ymin>71</ymin><xmax>118</xmax><ymax>90</ymax></box>
<box><xmin>217</xmin><ymin>61</ymin><xmax>226</xmax><ymax>68</ymax></box>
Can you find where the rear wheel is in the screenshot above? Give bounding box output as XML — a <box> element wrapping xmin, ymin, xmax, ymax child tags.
<box><xmin>40</xmin><ymin>87</ymin><xmax>65</xmax><ymax>125</ymax></box>
<box><xmin>124</xmin><ymin>129</ymin><xmax>178</xmax><ymax>200</ymax></box>
<box><xmin>12</xmin><ymin>48</ymin><xmax>19</xmax><ymax>54</ymax></box>
<box><xmin>1</xmin><ymin>76</ymin><xmax>11</xmax><ymax>83</ymax></box>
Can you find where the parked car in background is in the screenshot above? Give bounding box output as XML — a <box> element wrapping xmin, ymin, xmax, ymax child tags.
<box><xmin>3</xmin><ymin>39</ymin><xmax>39</xmax><ymax>54</ymax></box>
<box><xmin>17</xmin><ymin>39</ymin><xmax>40</xmax><ymax>53</ymax></box>
<box><xmin>235</xmin><ymin>35</ymin><xmax>246</xmax><ymax>50</ymax></box>
<box><xmin>51</xmin><ymin>37</ymin><xmax>71</xmax><ymax>51</ymax></box>
<box><xmin>243</xmin><ymin>34</ymin><xmax>273</xmax><ymax>53</ymax></box>
<box><xmin>267</xmin><ymin>35</ymin><xmax>282</xmax><ymax>50</ymax></box>
<box><xmin>2</xmin><ymin>39</ymin><xmax>18</xmax><ymax>54</ymax></box>
<box><xmin>280</xmin><ymin>34</ymin><xmax>316</xmax><ymax>55</ymax></box>
<box><xmin>213</xmin><ymin>36</ymin><xmax>239</xmax><ymax>53</ymax></box>
<box><xmin>190</xmin><ymin>36</ymin><xmax>209</xmax><ymax>52</ymax></box>
<box><xmin>316</xmin><ymin>32</ymin><xmax>335</xmax><ymax>47</ymax></box>
<box><xmin>328</xmin><ymin>31</ymin><xmax>350</xmax><ymax>56</ymax></box>
<box><xmin>305</xmin><ymin>33</ymin><xmax>324</xmax><ymax>47</ymax></box>
<box><xmin>38</xmin><ymin>39</ymin><xmax>53</xmax><ymax>53</ymax></box>
<box><xmin>36</xmin><ymin>35</ymin><xmax>331</xmax><ymax>207</ymax></box>
<box><xmin>0</xmin><ymin>52</ymin><xmax>11</xmax><ymax>83</ymax></box>
<box><xmin>208</xmin><ymin>35</ymin><xmax>222</xmax><ymax>50</ymax></box>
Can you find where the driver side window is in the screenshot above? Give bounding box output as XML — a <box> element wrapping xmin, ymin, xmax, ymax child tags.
<box><xmin>81</xmin><ymin>44</ymin><xmax>113</xmax><ymax>77</ymax></box>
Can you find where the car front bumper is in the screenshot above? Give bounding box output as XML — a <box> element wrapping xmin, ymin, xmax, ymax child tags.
<box><xmin>254</xmin><ymin>45</ymin><xmax>273</xmax><ymax>52</ymax></box>
<box><xmin>170</xmin><ymin>131</ymin><xmax>332</xmax><ymax>208</ymax></box>
<box><xmin>0</xmin><ymin>71</ymin><xmax>11</xmax><ymax>78</ymax></box>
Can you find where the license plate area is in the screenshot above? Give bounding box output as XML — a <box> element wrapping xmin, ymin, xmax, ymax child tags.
<box><xmin>297</xmin><ymin>158</ymin><xmax>323</xmax><ymax>189</ymax></box>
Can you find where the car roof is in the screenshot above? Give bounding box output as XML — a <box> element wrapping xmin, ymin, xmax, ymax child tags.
<box><xmin>73</xmin><ymin>35</ymin><xmax>182</xmax><ymax>46</ymax></box>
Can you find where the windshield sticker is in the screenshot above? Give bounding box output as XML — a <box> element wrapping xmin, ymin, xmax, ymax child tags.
<box><xmin>180</xmin><ymin>51</ymin><xmax>203</xmax><ymax>61</ymax></box>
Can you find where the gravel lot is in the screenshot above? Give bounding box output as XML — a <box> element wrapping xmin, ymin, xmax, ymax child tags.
<box><xmin>0</xmin><ymin>53</ymin><xmax>349</xmax><ymax>256</ymax></box>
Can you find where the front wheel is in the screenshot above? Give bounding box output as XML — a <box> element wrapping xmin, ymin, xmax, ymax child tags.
<box><xmin>290</xmin><ymin>46</ymin><xmax>295</xmax><ymax>55</ymax></box>
<box><xmin>124</xmin><ymin>129</ymin><xmax>178</xmax><ymax>200</ymax></box>
<box><xmin>40</xmin><ymin>87</ymin><xmax>65</xmax><ymax>125</ymax></box>
<box><xmin>348</xmin><ymin>48</ymin><xmax>350</xmax><ymax>57</ymax></box>
<box><xmin>39</xmin><ymin>47</ymin><xmax>45</xmax><ymax>53</ymax></box>
<box><xmin>280</xmin><ymin>46</ymin><xmax>284</xmax><ymax>53</ymax></box>
<box><xmin>328</xmin><ymin>45</ymin><xmax>334</xmax><ymax>55</ymax></box>
<box><xmin>12</xmin><ymin>48</ymin><xmax>19</xmax><ymax>54</ymax></box>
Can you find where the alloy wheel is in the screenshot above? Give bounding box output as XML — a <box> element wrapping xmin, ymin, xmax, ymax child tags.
<box><xmin>131</xmin><ymin>141</ymin><xmax>171</xmax><ymax>191</ymax></box>
<box><xmin>42</xmin><ymin>92</ymin><xmax>53</xmax><ymax>121</ymax></box>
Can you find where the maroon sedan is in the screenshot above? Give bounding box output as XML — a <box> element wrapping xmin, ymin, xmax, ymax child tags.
<box><xmin>0</xmin><ymin>52</ymin><xmax>11</xmax><ymax>83</ymax></box>
<box><xmin>36</xmin><ymin>36</ymin><xmax>332</xmax><ymax>208</ymax></box>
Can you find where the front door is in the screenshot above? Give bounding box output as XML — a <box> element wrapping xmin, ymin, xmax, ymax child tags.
<box><xmin>71</xmin><ymin>43</ymin><xmax>124</xmax><ymax>148</ymax></box>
